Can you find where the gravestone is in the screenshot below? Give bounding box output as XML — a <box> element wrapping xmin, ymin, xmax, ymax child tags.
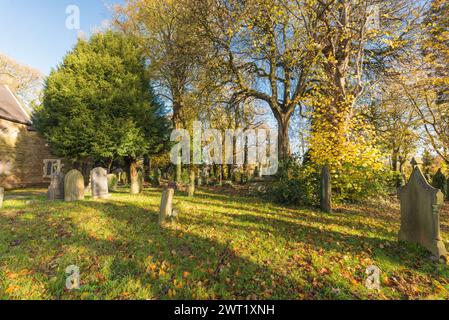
<box><xmin>91</xmin><ymin>167</ymin><xmax>110</xmax><ymax>199</ymax></box>
<box><xmin>107</xmin><ymin>174</ymin><xmax>118</xmax><ymax>191</ymax></box>
<box><xmin>64</xmin><ymin>169</ymin><xmax>85</xmax><ymax>202</ymax></box>
<box><xmin>138</xmin><ymin>171</ymin><xmax>144</xmax><ymax>193</ymax></box>
<box><xmin>320</xmin><ymin>166</ymin><xmax>332</xmax><ymax>213</ymax></box>
<box><xmin>0</xmin><ymin>187</ymin><xmax>4</xmax><ymax>208</ymax></box>
<box><xmin>47</xmin><ymin>172</ymin><xmax>65</xmax><ymax>200</ymax></box>
<box><xmin>159</xmin><ymin>187</ymin><xmax>175</xmax><ymax>226</ymax></box>
<box><xmin>398</xmin><ymin>166</ymin><xmax>447</xmax><ymax>258</ymax></box>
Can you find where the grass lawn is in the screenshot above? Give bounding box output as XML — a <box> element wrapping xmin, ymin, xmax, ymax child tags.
<box><xmin>1</xmin><ymin>186</ymin><xmax>448</xmax><ymax>300</ymax></box>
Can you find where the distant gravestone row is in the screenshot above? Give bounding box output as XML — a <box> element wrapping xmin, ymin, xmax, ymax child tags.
<box><xmin>44</xmin><ymin>166</ymin><xmax>149</xmax><ymax>203</ymax></box>
<box><xmin>399</xmin><ymin>165</ymin><xmax>447</xmax><ymax>258</ymax></box>
<box><xmin>47</xmin><ymin>167</ymin><xmax>113</xmax><ymax>202</ymax></box>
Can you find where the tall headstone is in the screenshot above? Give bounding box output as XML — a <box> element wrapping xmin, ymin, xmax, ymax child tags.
<box><xmin>91</xmin><ymin>167</ymin><xmax>110</xmax><ymax>199</ymax></box>
<box><xmin>47</xmin><ymin>172</ymin><xmax>65</xmax><ymax>200</ymax></box>
<box><xmin>64</xmin><ymin>169</ymin><xmax>85</xmax><ymax>202</ymax></box>
<box><xmin>159</xmin><ymin>187</ymin><xmax>175</xmax><ymax>226</ymax></box>
<box><xmin>138</xmin><ymin>171</ymin><xmax>144</xmax><ymax>193</ymax></box>
<box><xmin>320</xmin><ymin>166</ymin><xmax>332</xmax><ymax>213</ymax></box>
<box><xmin>399</xmin><ymin>166</ymin><xmax>447</xmax><ymax>258</ymax></box>
<box><xmin>0</xmin><ymin>187</ymin><xmax>4</xmax><ymax>208</ymax></box>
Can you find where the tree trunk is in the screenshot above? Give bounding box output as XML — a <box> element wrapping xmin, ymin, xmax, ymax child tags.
<box><xmin>130</xmin><ymin>159</ymin><xmax>140</xmax><ymax>194</ymax></box>
<box><xmin>320</xmin><ymin>166</ymin><xmax>332</xmax><ymax>213</ymax></box>
<box><xmin>274</xmin><ymin>112</ymin><xmax>292</xmax><ymax>163</ymax></box>
<box><xmin>188</xmin><ymin>166</ymin><xmax>195</xmax><ymax>197</ymax></box>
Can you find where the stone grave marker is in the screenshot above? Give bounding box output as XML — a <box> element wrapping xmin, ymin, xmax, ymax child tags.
<box><xmin>47</xmin><ymin>172</ymin><xmax>65</xmax><ymax>200</ymax></box>
<box><xmin>64</xmin><ymin>169</ymin><xmax>85</xmax><ymax>202</ymax></box>
<box><xmin>398</xmin><ymin>166</ymin><xmax>447</xmax><ymax>258</ymax></box>
<box><xmin>91</xmin><ymin>167</ymin><xmax>110</xmax><ymax>199</ymax></box>
<box><xmin>108</xmin><ymin>174</ymin><xmax>118</xmax><ymax>191</ymax></box>
<box><xmin>159</xmin><ymin>187</ymin><xmax>175</xmax><ymax>226</ymax></box>
<box><xmin>138</xmin><ymin>171</ymin><xmax>144</xmax><ymax>193</ymax></box>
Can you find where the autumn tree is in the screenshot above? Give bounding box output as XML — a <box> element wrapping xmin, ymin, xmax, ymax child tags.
<box><xmin>115</xmin><ymin>0</ymin><xmax>212</xmax><ymax>185</ymax></box>
<box><xmin>0</xmin><ymin>53</ymin><xmax>43</xmax><ymax>109</ymax></box>
<box><xmin>193</xmin><ymin>0</ymin><xmax>320</xmax><ymax>162</ymax></box>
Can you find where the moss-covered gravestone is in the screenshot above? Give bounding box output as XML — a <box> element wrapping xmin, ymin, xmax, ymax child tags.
<box><xmin>0</xmin><ymin>187</ymin><xmax>4</xmax><ymax>208</ymax></box>
<box><xmin>91</xmin><ymin>167</ymin><xmax>110</xmax><ymax>199</ymax></box>
<box><xmin>107</xmin><ymin>174</ymin><xmax>118</xmax><ymax>191</ymax></box>
<box><xmin>47</xmin><ymin>172</ymin><xmax>65</xmax><ymax>200</ymax></box>
<box><xmin>399</xmin><ymin>166</ymin><xmax>447</xmax><ymax>258</ymax></box>
<box><xmin>64</xmin><ymin>169</ymin><xmax>85</xmax><ymax>202</ymax></box>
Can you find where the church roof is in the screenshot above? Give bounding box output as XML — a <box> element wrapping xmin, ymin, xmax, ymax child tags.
<box><xmin>0</xmin><ymin>84</ymin><xmax>31</xmax><ymax>125</ymax></box>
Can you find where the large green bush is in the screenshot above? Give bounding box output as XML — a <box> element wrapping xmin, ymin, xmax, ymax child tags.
<box><xmin>267</xmin><ymin>155</ymin><xmax>396</xmax><ymax>207</ymax></box>
<box><xmin>267</xmin><ymin>156</ymin><xmax>320</xmax><ymax>207</ymax></box>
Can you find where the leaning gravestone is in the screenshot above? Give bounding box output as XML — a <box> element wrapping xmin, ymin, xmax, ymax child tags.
<box><xmin>64</xmin><ymin>169</ymin><xmax>85</xmax><ymax>202</ymax></box>
<box><xmin>398</xmin><ymin>166</ymin><xmax>447</xmax><ymax>258</ymax></box>
<box><xmin>91</xmin><ymin>167</ymin><xmax>110</xmax><ymax>199</ymax></box>
<box><xmin>0</xmin><ymin>187</ymin><xmax>4</xmax><ymax>208</ymax></box>
<box><xmin>47</xmin><ymin>172</ymin><xmax>65</xmax><ymax>200</ymax></box>
<box><xmin>159</xmin><ymin>187</ymin><xmax>175</xmax><ymax>226</ymax></box>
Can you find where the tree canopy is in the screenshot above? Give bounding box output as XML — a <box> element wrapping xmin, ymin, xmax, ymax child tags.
<box><xmin>34</xmin><ymin>31</ymin><xmax>170</xmax><ymax>166</ymax></box>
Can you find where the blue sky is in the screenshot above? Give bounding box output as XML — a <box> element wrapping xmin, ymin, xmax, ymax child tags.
<box><xmin>0</xmin><ymin>0</ymin><xmax>123</xmax><ymax>75</ymax></box>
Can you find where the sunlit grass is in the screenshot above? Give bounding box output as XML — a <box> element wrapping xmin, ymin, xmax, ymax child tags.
<box><xmin>0</xmin><ymin>187</ymin><xmax>448</xmax><ymax>300</ymax></box>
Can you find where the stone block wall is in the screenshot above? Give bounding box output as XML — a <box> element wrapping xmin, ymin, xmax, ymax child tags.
<box><xmin>0</xmin><ymin>118</ymin><xmax>56</xmax><ymax>189</ymax></box>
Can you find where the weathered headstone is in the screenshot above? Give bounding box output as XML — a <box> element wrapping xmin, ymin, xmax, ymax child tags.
<box><xmin>398</xmin><ymin>166</ymin><xmax>447</xmax><ymax>258</ymax></box>
<box><xmin>0</xmin><ymin>187</ymin><xmax>4</xmax><ymax>208</ymax></box>
<box><xmin>138</xmin><ymin>171</ymin><xmax>144</xmax><ymax>193</ymax></box>
<box><xmin>107</xmin><ymin>174</ymin><xmax>118</xmax><ymax>191</ymax></box>
<box><xmin>159</xmin><ymin>187</ymin><xmax>175</xmax><ymax>226</ymax></box>
<box><xmin>64</xmin><ymin>169</ymin><xmax>85</xmax><ymax>202</ymax></box>
<box><xmin>47</xmin><ymin>172</ymin><xmax>65</xmax><ymax>200</ymax></box>
<box><xmin>91</xmin><ymin>167</ymin><xmax>110</xmax><ymax>199</ymax></box>
<box><xmin>320</xmin><ymin>166</ymin><xmax>332</xmax><ymax>213</ymax></box>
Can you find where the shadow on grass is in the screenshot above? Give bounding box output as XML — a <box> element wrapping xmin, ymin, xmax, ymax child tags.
<box><xmin>0</xmin><ymin>188</ymin><xmax>446</xmax><ymax>300</ymax></box>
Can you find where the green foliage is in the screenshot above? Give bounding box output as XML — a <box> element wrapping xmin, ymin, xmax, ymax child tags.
<box><xmin>33</xmin><ymin>31</ymin><xmax>170</xmax><ymax>162</ymax></box>
<box><xmin>149</xmin><ymin>168</ymin><xmax>162</xmax><ymax>187</ymax></box>
<box><xmin>267</xmin><ymin>156</ymin><xmax>320</xmax><ymax>207</ymax></box>
<box><xmin>432</xmin><ymin>168</ymin><xmax>447</xmax><ymax>198</ymax></box>
<box><xmin>331</xmin><ymin>163</ymin><xmax>397</xmax><ymax>203</ymax></box>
